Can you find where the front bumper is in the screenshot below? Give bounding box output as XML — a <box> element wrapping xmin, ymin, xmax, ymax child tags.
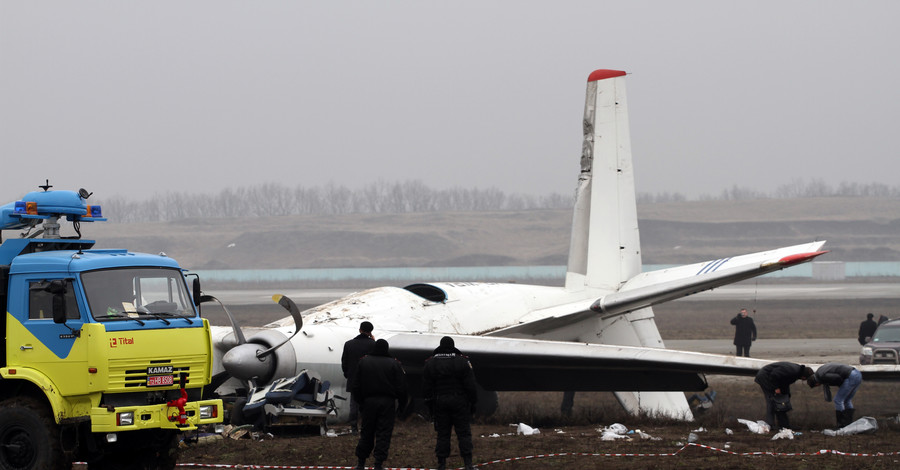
<box><xmin>90</xmin><ymin>398</ymin><xmax>223</xmax><ymax>432</ymax></box>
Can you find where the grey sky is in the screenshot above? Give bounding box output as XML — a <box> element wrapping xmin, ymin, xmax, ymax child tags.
<box><xmin>2</xmin><ymin>1</ymin><xmax>898</xmax><ymax>204</ymax></box>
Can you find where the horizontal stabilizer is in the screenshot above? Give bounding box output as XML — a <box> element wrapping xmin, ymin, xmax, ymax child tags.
<box><xmin>592</xmin><ymin>242</ymin><xmax>828</xmax><ymax>315</ymax></box>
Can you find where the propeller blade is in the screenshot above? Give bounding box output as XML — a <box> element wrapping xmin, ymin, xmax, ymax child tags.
<box><xmin>256</xmin><ymin>294</ymin><xmax>304</xmax><ymax>359</ymax></box>
<box><xmin>200</xmin><ymin>294</ymin><xmax>246</xmax><ymax>345</ymax></box>
<box><xmin>273</xmin><ymin>294</ymin><xmax>303</xmax><ymax>331</ymax></box>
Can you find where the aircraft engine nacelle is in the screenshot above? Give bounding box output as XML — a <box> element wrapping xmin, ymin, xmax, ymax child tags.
<box><xmin>223</xmin><ymin>329</ymin><xmax>298</xmax><ymax>386</ymax></box>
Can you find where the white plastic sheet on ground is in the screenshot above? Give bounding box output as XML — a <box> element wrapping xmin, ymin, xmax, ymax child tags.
<box><xmin>598</xmin><ymin>423</ymin><xmax>630</xmax><ymax>441</ymax></box>
<box><xmin>737</xmin><ymin>419</ymin><xmax>771</xmax><ymax>434</ymax></box>
<box><xmin>823</xmin><ymin>417</ymin><xmax>878</xmax><ymax>436</ymax></box>
<box><xmin>513</xmin><ymin>423</ymin><xmax>540</xmax><ymax>436</ymax></box>
<box><xmin>771</xmin><ymin>428</ymin><xmax>794</xmax><ymax>440</ymax></box>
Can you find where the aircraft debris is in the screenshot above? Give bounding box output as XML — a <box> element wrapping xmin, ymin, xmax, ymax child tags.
<box><xmin>823</xmin><ymin>416</ymin><xmax>878</xmax><ymax>436</ymax></box>
<box><xmin>737</xmin><ymin>419</ymin><xmax>771</xmax><ymax>434</ymax></box>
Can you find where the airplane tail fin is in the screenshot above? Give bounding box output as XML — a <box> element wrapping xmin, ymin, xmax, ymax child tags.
<box><xmin>563</xmin><ymin>70</ymin><xmax>688</xmax><ymax>419</ymax></box>
<box><xmin>566</xmin><ymin>70</ymin><xmax>641</xmax><ymax>292</ymax></box>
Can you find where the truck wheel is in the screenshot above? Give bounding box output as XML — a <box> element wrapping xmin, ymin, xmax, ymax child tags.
<box><xmin>0</xmin><ymin>396</ymin><xmax>68</xmax><ymax>470</ymax></box>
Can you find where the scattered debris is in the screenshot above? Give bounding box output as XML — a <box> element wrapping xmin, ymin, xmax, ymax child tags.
<box><xmin>634</xmin><ymin>430</ymin><xmax>661</xmax><ymax>441</ymax></box>
<box><xmin>687</xmin><ymin>391</ymin><xmax>717</xmax><ymax>412</ymax></box>
<box><xmin>725</xmin><ymin>428</ymin><xmax>733</xmax><ymax>435</ymax></box>
<box><xmin>823</xmin><ymin>416</ymin><xmax>878</xmax><ymax>436</ymax></box>
<box><xmin>691</xmin><ymin>427</ymin><xmax>707</xmax><ymax>433</ymax></box>
<box><xmin>688</xmin><ymin>432</ymin><xmax>698</xmax><ymax>443</ymax></box>
<box><xmin>512</xmin><ymin>423</ymin><xmax>540</xmax><ymax>436</ymax></box>
<box><xmin>599</xmin><ymin>423</ymin><xmax>631</xmax><ymax>441</ymax></box>
<box><xmin>771</xmin><ymin>428</ymin><xmax>794</xmax><ymax>440</ymax></box>
<box><xmin>737</xmin><ymin>419</ymin><xmax>770</xmax><ymax>434</ymax></box>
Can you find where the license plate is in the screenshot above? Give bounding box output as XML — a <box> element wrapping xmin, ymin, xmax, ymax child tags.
<box><xmin>147</xmin><ymin>375</ymin><xmax>174</xmax><ymax>387</ymax></box>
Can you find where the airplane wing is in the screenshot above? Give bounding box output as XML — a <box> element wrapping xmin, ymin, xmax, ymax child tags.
<box><xmin>385</xmin><ymin>333</ymin><xmax>769</xmax><ymax>392</ymax></box>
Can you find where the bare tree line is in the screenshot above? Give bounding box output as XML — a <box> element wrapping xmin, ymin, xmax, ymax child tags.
<box><xmin>637</xmin><ymin>179</ymin><xmax>900</xmax><ymax>203</ymax></box>
<box><xmin>98</xmin><ymin>179</ymin><xmax>900</xmax><ymax>223</ymax></box>
<box><xmin>99</xmin><ymin>181</ymin><xmax>573</xmax><ymax>223</ymax></box>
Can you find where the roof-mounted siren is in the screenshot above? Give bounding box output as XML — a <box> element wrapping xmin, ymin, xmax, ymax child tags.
<box><xmin>0</xmin><ymin>181</ymin><xmax>106</xmax><ymax>239</ymax></box>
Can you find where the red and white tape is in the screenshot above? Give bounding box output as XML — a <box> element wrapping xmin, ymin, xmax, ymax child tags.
<box><xmin>154</xmin><ymin>443</ymin><xmax>900</xmax><ymax>468</ymax></box>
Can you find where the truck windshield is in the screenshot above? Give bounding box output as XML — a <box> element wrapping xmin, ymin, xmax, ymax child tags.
<box><xmin>872</xmin><ymin>324</ymin><xmax>900</xmax><ymax>343</ymax></box>
<box><xmin>82</xmin><ymin>268</ymin><xmax>196</xmax><ymax>322</ymax></box>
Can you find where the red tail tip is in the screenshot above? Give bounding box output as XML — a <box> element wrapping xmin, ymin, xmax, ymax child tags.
<box><xmin>588</xmin><ymin>70</ymin><xmax>627</xmax><ymax>82</ymax></box>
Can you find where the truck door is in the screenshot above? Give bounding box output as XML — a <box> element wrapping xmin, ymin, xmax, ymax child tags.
<box><xmin>9</xmin><ymin>278</ymin><xmax>90</xmax><ymax>396</ymax></box>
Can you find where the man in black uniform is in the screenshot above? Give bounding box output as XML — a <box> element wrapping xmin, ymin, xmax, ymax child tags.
<box><xmin>858</xmin><ymin>313</ymin><xmax>878</xmax><ymax>345</ymax></box>
<box><xmin>351</xmin><ymin>339</ymin><xmax>407</xmax><ymax>470</ymax></box>
<box><xmin>730</xmin><ymin>308</ymin><xmax>757</xmax><ymax>357</ymax></box>
<box><xmin>423</xmin><ymin>336</ymin><xmax>478</xmax><ymax>470</ymax></box>
<box><xmin>754</xmin><ymin>361</ymin><xmax>813</xmax><ymax>431</ymax></box>
<box><xmin>341</xmin><ymin>321</ymin><xmax>375</xmax><ymax>433</ymax></box>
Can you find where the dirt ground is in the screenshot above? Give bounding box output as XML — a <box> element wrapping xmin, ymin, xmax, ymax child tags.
<box><xmin>176</xmin><ymin>296</ymin><xmax>900</xmax><ymax>469</ymax></box>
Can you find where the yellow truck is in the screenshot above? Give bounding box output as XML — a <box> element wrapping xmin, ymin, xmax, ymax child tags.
<box><xmin>0</xmin><ymin>186</ymin><xmax>222</xmax><ymax>469</ymax></box>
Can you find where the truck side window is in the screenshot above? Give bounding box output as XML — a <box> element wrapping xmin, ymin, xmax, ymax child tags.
<box><xmin>29</xmin><ymin>280</ymin><xmax>81</xmax><ymax>320</ymax></box>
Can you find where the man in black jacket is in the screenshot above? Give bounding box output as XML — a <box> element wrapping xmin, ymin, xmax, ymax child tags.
<box><xmin>342</xmin><ymin>321</ymin><xmax>375</xmax><ymax>433</ymax></box>
<box><xmin>807</xmin><ymin>362</ymin><xmax>862</xmax><ymax>427</ymax></box>
<box><xmin>351</xmin><ymin>339</ymin><xmax>407</xmax><ymax>470</ymax></box>
<box><xmin>754</xmin><ymin>361</ymin><xmax>813</xmax><ymax>431</ymax></box>
<box><xmin>423</xmin><ymin>336</ymin><xmax>478</xmax><ymax>470</ymax></box>
<box><xmin>730</xmin><ymin>308</ymin><xmax>757</xmax><ymax>357</ymax></box>
<box><xmin>858</xmin><ymin>313</ymin><xmax>878</xmax><ymax>346</ymax></box>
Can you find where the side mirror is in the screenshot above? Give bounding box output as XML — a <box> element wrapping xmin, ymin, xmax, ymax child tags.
<box><xmin>192</xmin><ymin>277</ymin><xmax>202</xmax><ymax>307</ymax></box>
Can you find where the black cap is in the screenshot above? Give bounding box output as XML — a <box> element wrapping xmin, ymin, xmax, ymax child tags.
<box><xmin>440</xmin><ymin>336</ymin><xmax>455</xmax><ymax>348</ymax></box>
<box><xmin>373</xmin><ymin>338</ymin><xmax>389</xmax><ymax>355</ymax></box>
<box><xmin>867</xmin><ymin>313</ymin><xmax>874</xmax><ymax>319</ymax></box>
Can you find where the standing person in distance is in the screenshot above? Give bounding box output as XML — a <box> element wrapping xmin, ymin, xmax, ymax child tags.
<box><xmin>858</xmin><ymin>313</ymin><xmax>878</xmax><ymax>346</ymax></box>
<box><xmin>342</xmin><ymin>321</ymin><xmax>375</xmax><ymax>433</ymax></box>
<box><xmin>731</xmin><ymin>308</ymin><xmax>757</xmax><ymax>357</ymax></box>
<box><xmin>754</xmin><ymin>361</ymin><xmax>813</xmax><ymax>431</ymax></box>
<box><xmin>424</xmin><ymin>336</ymin><xmax>478</xmax><ymax>470</ymax></box>
<box><xmin>807</xmin><ymin>362</ymin><xmax>863</xmax><ymax>428</ymax></box>
<box><xmin>351</xmin><ymin>339</ymin><xmax>407</xmax><ymax>470</ymax></box>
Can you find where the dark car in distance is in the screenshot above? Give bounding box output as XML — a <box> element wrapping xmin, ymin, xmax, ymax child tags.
<box><xmin>860</xmin><ymin>319</ymin><xmax>900</xmax><ymax>365</ymax></box>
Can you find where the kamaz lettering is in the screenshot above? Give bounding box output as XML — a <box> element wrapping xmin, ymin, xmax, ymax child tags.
<box><xmin>149</xmin><ymin>366</ymin><xmax>174</xmax><ymax>374</ymax></box>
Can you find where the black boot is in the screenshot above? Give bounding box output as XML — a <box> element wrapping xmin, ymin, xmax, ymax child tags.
<box><xmin>436</xmin><ymin>458</ymin><xmax>446</xmax><ymax>470</ymax></box>
<box><xmin>845</xmin><ymin>408</ymin><xmax>855</xmax><ymax>426</ymax></box>
<box><xmin>463</xmin><ymin>455</ymin><xmax>476</xmax><ymax>469</ymax></box>
<box><xmin>835</xmin><ymin>410</ymin><xmax>844</xmax><ymax>428</ymax></box>
<box><xmin>355</xmin><ymin>458</ymin><xmax>366</xmax><ymax>470</ymax></box>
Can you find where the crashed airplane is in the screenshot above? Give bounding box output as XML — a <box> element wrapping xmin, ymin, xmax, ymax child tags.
<box><xmin>208</xmin><ymin>69</ymin><xmax>828</xmax><ymax>421</ymax></box>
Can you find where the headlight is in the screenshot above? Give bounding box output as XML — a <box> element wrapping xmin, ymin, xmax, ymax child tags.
<box><xmin>861</xmin><ymin>347</ymin><xmax>873</xmax><ymax>356</ymax></box>
<box><xmin>199</xmin><ymin>405</ymin><xmax>217</xmax><ymax>419</ymax></box>
<box><xmin>117</xmin><ymin>411</ymin><xmax>134</xmax><ymax>426</ymax></box>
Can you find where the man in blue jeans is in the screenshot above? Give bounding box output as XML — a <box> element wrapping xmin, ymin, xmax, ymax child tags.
<box><xmin>808</xmin><ymin>363</ymin><xmax>863</xmax><ymax>428</ymax></box>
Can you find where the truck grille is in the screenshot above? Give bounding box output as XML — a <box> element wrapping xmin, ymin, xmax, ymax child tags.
<box><xmin>107</xmin><ymin>356</ymin><xmax>208</xmax><ymax>392</ymax></box>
